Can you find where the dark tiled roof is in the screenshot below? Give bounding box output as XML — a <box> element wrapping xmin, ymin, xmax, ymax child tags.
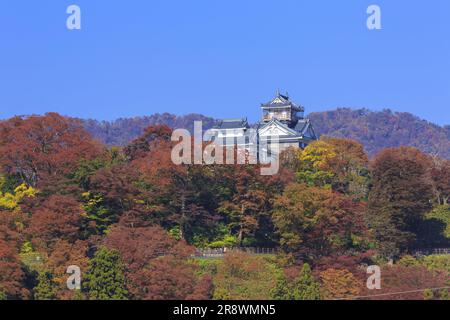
<box><xmin>294</xmin><ymin>119</ymin><xmax>309</xmax><ymax>133</ymax></box>
<box><xmin>294</xmin><ymin>118</ymin><xmax>317</xmax><ymax>139</ymax></box>
<box><xmin>260</xmin><ymin>92</ymin><xmax>304</xmax><ymax>112</ymax></box>
<box><xmin>216</xmin><ymin>118</ymin><xmax>249</xmax><ymax>130</ymax></box>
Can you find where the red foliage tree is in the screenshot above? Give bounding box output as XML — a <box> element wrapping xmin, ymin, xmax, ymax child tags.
<box><xmin>362</xmin><ymin>265</ymin><xmax>448</xmax><ymax>300</ymax></box>
<box><xmin>368</xmin><ymin>147</ymin><xmax>434</xmax><ymax>257</ymax></box>
<box><xmin>124</xmin><ymin>125</ymin><xmax>172</xmax><ymax>161</ymax></box>
<box><xmin>27</xmin><ymin>195</ymin><xmax>84</xmax><ymax>249</ymax></box>
<box><xmin>104</xmin><ymin>224</ymin><xmax>207</xmax><ymax>299</ymax></box>
<box><xmin>0</xmin><ymin>239</ymin><xmax>27</xmax><ymax>299</ymax></box>
<box><xmin>0</xmin><ymin>113</ymin><xmax>103</xmax><ymax>191</ymax></box>
<box><xmin>217</xmin><ymin>163</ymin><xmax>287</xmax><ymax>246</ymax></box>
<box><xmin>44</xmin><ymin>239</ymin><xmax>89</xmax><ymax>300</ymax></box>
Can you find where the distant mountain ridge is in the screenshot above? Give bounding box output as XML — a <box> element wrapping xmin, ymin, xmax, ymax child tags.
<box><xmin>83</xmin><ymin>113</ymin><xmax>218</xmax><ymax>147</ymax></box>
<box><xmin>308</xmin><ymin>108</ymin><xmax>450</xmax><ymax>158</ymax></box>
<box><xmin>82</xmin><ymin>108</ymin><xmax>450</xmax><ymax>159</ymax></box>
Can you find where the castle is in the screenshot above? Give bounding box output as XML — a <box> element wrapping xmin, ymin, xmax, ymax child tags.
<box><xmin>209</xmin><ymin>91</ymin><xmax>317</xmax><ymax>153</ymax></box>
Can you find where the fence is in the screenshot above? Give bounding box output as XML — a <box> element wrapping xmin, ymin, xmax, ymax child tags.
<box><xmin>411</xmin><ymin>248</ymin><xmax>450</xmax><ymax>257</ymax></box>
<box><xmin>194</xmin><ymin>247</ymin><xmax>450</xmax><ymax>259</ymax></box>
<box><xmin>193</xmin><ymin>247</ymin><xmax>278</xmax><ymax>258</ymax></box>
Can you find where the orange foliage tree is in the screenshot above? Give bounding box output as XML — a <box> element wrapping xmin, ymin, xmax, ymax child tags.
<box><xmin>319</xmin><ymin>268</ymin><xmax>362</xmax><ymax>300</ymax></box>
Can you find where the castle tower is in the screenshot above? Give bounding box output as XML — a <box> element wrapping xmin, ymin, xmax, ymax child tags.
<box><xmin>208</xmin><ymin>91</ymin><xmax>317</xmax><ymax>151</ymax></box>
<box><xmin>260</xmin><ymin>91</ymin><xmax>305</xmax><ymax>128</ymax></box>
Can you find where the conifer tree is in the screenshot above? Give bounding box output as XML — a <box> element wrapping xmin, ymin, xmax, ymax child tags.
<box><xmin>439</xmin><ymin>289</ymin><xmax>449</xmax><ymax>301</ymax></box>
<box><xmin>271</xmin><ymin>272</ymin><xmax>291</xmax><ymax>300</ymax></box>
<box><xmin>293</xmin><ymin>263</ymin><xmax>322</xmax><ymax>300</ymax></box>
<box><xmin>83</xmin><ymin>247</ymin><xmax>128</xmax><ymax>300</ymax></box>
<box><xmin>34</xmin><ymin>271</ymin><xmax>57</xmax><ymax>300</ymax></box>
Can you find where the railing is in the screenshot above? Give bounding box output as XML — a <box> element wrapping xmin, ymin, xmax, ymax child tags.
<box><xmin>193</xmin><ymin>247</ymin><xmax>278</xmax><ymax>258</ymax></box>
<box><xmin>193</xmin><ymin>247</ymin><xmax>450</xmax><ymax>259</ymax></box>
<box><xmin>411</xmin><ymin>248</ymin><xmax>450</xmax><ymax>256</ymax></box>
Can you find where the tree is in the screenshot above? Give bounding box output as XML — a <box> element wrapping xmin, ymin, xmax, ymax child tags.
<box><xmin>273</xmin><ymin>183</ymin><xmax>368</xmax><ymax>262</ymax></box>
<box><xmin>133</xmin><ymin>145</ymin><xmax>209</xmax><ymax>242</ymax></box>
<box><xmin>83</xmin><ymin>247</ymin><xmax>128</xmax><ymax>300</ymax></box>
<box><xmin>293</xmin><ymin>263</ymin><xmax>322</xmax><ymax>300</ymax></box>
<box><xmin>367</xmin><ymin>147</ymin><xmax>434</xmax><ymax>258</ymax></box>
<box><xmin>0</xmin><ymin>113</ymin><xmax>102</xmax><ymax>191</ymax></box>
<box><xmin>271</xmin><ymin>271</ymin><xmax>291</xmax><ymax>300</ymax></box>
<box><xmin>440</xmin><ymin>289</ymin><xmax>449</xmax><ymax>300</ymax></box>
<box><xmin>84</xmin><ymin>163</ymin><xmax>143</xmax><ymax>234</ymax></box>
<box><xmin>27</xmin><ymin>195</ymin><xmax>84</xmax><ymax>248</ymax></box>
<box><xmin>429</xmin><ymin>158</ymin><xmax>450</xmax><ymax>206</ymax></box>
<box><xmin>69</xmin><ymin>155</ymin><xmax>114</xmax><ymax>191</ymax></box>
<box><xmin>217</xmin><ymin>164</ymin><xmax>282</xmax><ymax>246</ymax></box>
<box><xmin>44</xmin><ymin>239</ymin><xmax>89</xmax><ymax>300</ymax></box>
<box><xmin>0</xmin><ymin>239</ymin><xmax>27</xmax><ymax>299</ymax></box>
<box><xmin>319</xmin><ymin>268</ymin><xmax>362</xmax><ymax>300</ymax></box>
<box><xmin>186</xmin><ymin>275</ymin><xmax>214</xmax><ymax>300</ymax></box>
<box><xmin>319</xmin><ymin>137</ymin><xmax>369</xmax><ymax>199</ymax></box>
<box><xmin>272</xmin><ymin>263</ymin><xmax>322</xmax><ymax>300</ymax></box>
<box><xmin>34</xmin><ymin>271</ymin><xmax>57</xmax><ymax>300</ymax></box>
<box><xmin>213</xmin><ymin>252</ymin><xmax>279</xmax><ymax>300</ymax></box>
<box><xmin>0</xmin><ymin>183</ymin><xmax>37</xmax><ymax>210</ymax></box>
<box><xmin>362</xmin><ymin>265</ymin><xmax>448</xmax><ymax>300</ymax></box>
<box><xmin>296</xmin><ymin>140</ymin><xmax>336</xmax><ymax>188</ymax></box>
<box><xmin>124</xmin><ymin>125</ymin><xmax>172</xmax><ymax>161</ymax></box>
<box><xmin>425</xmin><ymin>205</ymin><xmax>450</xmax><ymax>240</ymax></box>
<box><xmin>420</xmin><ymin>205</ymin><xmax>450</xmax><ymax>247</ymax></box>
<box><xmin>131</xmin><ymin>256</ymin><xmax>202</xmax><ymax>300</ymax></box>
<box><xmin>295</xmin><ymin>138</ymin><xmax>369</xmax><ymax>199</ymax></box>
<box><xmin>104</xmin><ymin>224</ymin><xmax>207</xmax><ymax>300</ymax></box>
<box><xmin>129</xmin><ymin>136</ymin><xmax>222</xmax><ymax>244</ymax></box>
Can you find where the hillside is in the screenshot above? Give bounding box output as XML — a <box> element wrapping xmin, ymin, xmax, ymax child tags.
<box><xmin>309</xmin><ymin>108</ymin><xmax>450</xmax><ymax>158</ymax></box>
<box><xmin>83</xmin><ymin>113</ymin><xmax>218</xmax><ymax>146</ymax></box>
<box><xmin>83</xmin><ymin>108</ymin><xmax>450</xmax><ymax>158</ymax></box>
<box><xmin>2</xmin><ymin>112</ymin><xmax>450</xmax><ymax>301</ymax></box>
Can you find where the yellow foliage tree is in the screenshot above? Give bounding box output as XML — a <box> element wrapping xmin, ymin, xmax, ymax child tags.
<box><xmin>0</xmin><ymin>182</ymin><xmax>38</xmax><ymax>210</ymax></box>
<box><xmin>297</xmin><ymin>140</ymin><xmax>337</xmax><ymax>188</ymax></box>
<box><xmin>296</xmin><ymin>137</ymin><xmax>369</xmax><ymax>199</ymax></box>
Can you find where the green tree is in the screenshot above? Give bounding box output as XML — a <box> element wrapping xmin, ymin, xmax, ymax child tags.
<box><xmin>271</xmin><ymin>272</ymin><xmax>291</xmax><ymax>300</ymax></box>
<box><xmin>83</xmin><ymin>247</ymin><xmax>128</xmax><ymax>300</ymax></box>
<box><xmin>272</xmin><ymin>264</ymin><xmax>322</xmax><ymax>300</ymax></box>
<box><xmin>212</xmin><ymin>252</ymin><xmax>279</xmax><ymax>300</ymax></box>
<box><xmin>425</xmin><ymin>205</ymin><xmax>450</xmax><ymax>239</ymax></box>
<box><xmin>423</xmin><ymin>289</ymin><xmax>434</xmax><ymax>300</ymax></box>
<box><xmin>34</xmin><ymin>271</ymin><xmax>57</xmax><ymax>300</ymax></box>
<box><xmin>440</xmin><ymin>289</ymin><xmax>449</xmax><ymax>300</ymax></box>
<box><xmin>293</xmin><ymin>263</ymin><xmax>322</xmax><ymax>300</ymax></box>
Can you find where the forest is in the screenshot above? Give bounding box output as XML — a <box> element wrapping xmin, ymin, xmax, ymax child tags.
<box><xmin>0</xmin><ymin>112</ymin><xmax>449</xmax><ymax>300</ymax></box>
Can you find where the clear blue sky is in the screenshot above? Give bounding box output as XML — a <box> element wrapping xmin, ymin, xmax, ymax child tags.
<box><xmin>1</xmin><ymin>0</ymin><xmax>449</xmax><ymax>125</ymax></box>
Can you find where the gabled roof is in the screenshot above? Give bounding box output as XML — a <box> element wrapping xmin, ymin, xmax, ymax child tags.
<box><xmin>258</xmin><ymin>118</ymin><xmax>301</xmax><ymax>137</ymax></box>
<box><xmin>269</xmin><ymin>93</ymin><xmax>289</xmax><ymax>105</ymax></box>
<box><xmin>215</xmin><ymin>118</ymin><xmax>249</xmax><ymax>130</ymax></box>
<box><xmin>261</xmin><ymin>91</ymin><xmax>304</xmax><ymax>112</ymax></box>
